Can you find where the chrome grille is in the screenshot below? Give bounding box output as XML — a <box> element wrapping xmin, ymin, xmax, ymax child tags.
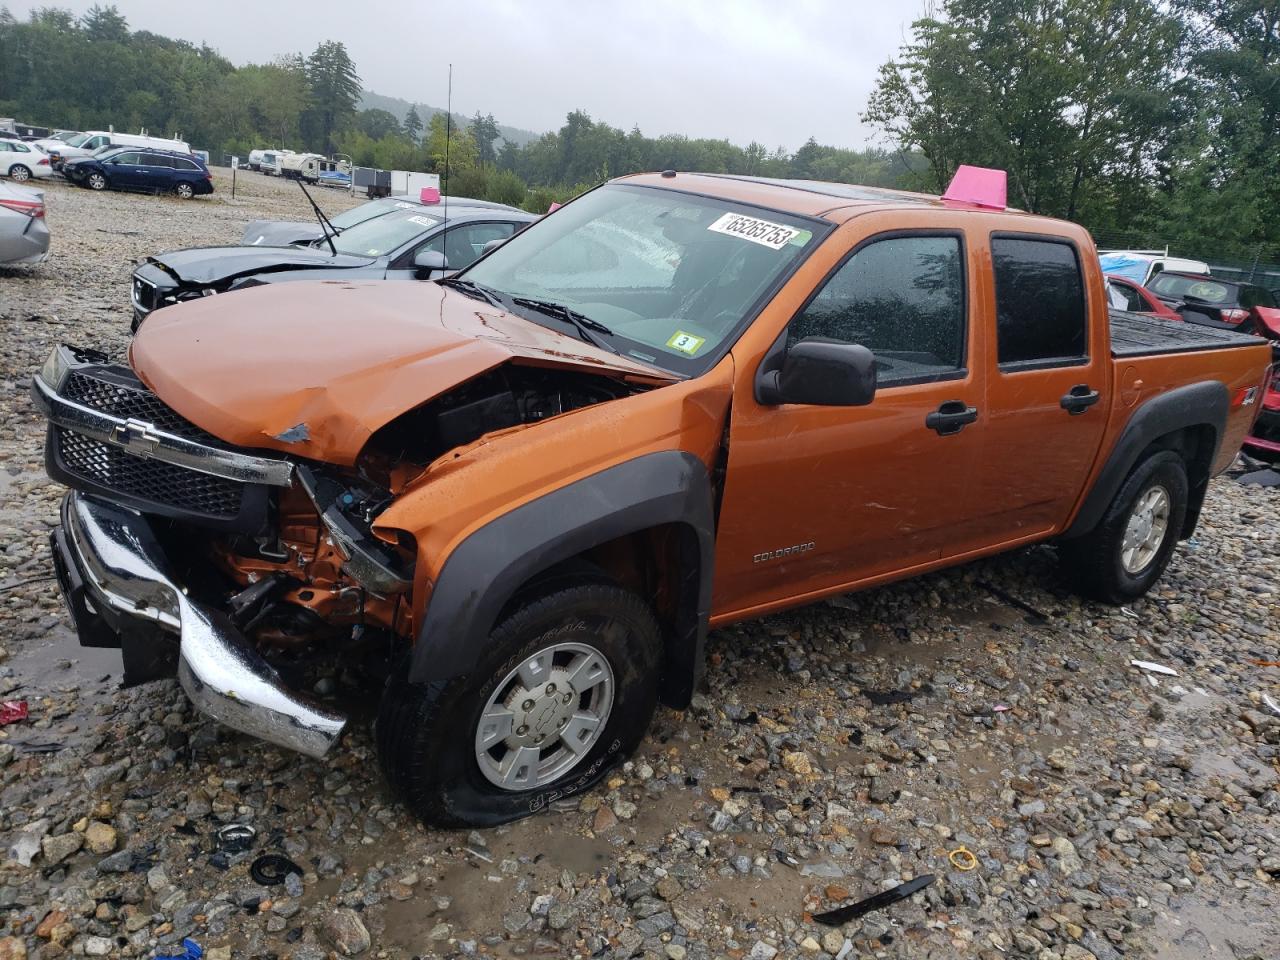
<box><xmin>55</xmin><ymin>427</ymin><xmax>244</xmax><ymax>519</ymax></box>
<box><xmin>61</xmin><ymin>370</ymin><xmax>221</xmax><ymax>444</ymax></box>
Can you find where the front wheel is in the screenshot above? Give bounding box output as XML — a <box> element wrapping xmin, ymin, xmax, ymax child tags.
<box><xmin>87</xmin><ymin>172</ymin><xmax>108</xmax><ymax>191</ymax></box>
<box><xmin>174</xmin><ymin>181</ymin><xmax>195</xmax><ymax>199</ymax></box>
<box><xmin>8</xmin><ymin>164</ymin><xmax>31</xmax><ymax>182</ymax></box>
<box><xmin>1059</xmin><ymin>451</ymin><xmax>1189</xmax><ymax>603</ymax></box>
<box><xmin>376</xmin><ymin>582</ymin><xmax>662</xmax><ymax>827</ymax></box>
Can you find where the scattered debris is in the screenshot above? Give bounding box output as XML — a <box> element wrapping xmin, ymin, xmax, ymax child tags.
<box><xmin>216</xmin><ymin>823</ymin><xmax>256</xmax><ymax>853</ymax></box>
<box><xmin>978</xmin><ymin>581</ymin><xmax>1050</xmax><ymax>624</ymax></box>
<box><xmin>1263</xmin><ymin>693</ymin><xmax>1280</xmax><ymax>718</ymax></box>
<box><xmin>1131</xmin><ymin>659</ymin><xmax>1179</xmax><ymax>677</ymax></box>
<box><xmin>1249</xmin><ymin>659</ymin><xmax>1280</xmax><ymax>668</ymax></box>
<box><xmin>1237</xmin><ymin>467</ymin><xmax>1280</xmax><ymax>487</ymax></box>
<box><xmin>948</xmin><ymin>847</ymin><xmax>978</xmax><ymax>871</ymax></box>
<box><xmin>0</xmin><ymin>700</ymin><xmax>28</xmax><ymax>725</ymax></box>
<box><xmin>156</xmin><ymin>938</ymin><xmax>203</xmax><ymax>960</ymax></box>
<box><xmin>249</xmin><ymin>853</ymin><xmax>303</xmax><ymax>886</ymax></box>
<box><xmin>862</xmin><ymin>689</ymin><xmax>915</xmax><ymax>706</ymax></box>
<box><xmin>812</xmin><ymin>874</ymin><xmax>937</xmax><ymax>926</ymax></box>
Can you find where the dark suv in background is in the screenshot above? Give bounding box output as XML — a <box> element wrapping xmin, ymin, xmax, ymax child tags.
<box><xmin>63</xmin><ymin>147</ymin><xmax>213</xmax><ymax>199</ymax></box>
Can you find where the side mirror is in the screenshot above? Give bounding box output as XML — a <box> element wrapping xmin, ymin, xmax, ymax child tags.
<box><xmin>413</xmin><ymin>249</ymin><xmax>448</xmax><ymax>276</ymax></box>
<box><xmin>480</xmin><ymin>237</ymin><xmax>509</xmax><ymax>256</ymax></box>
<box><xmin>757</xmin><ymin>339</ymin><xmax>877</xmax><ymax>406</ymax></box>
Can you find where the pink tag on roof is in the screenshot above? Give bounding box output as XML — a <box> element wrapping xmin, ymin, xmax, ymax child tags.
<box><xmin>547</xmin><ymin>201</ymin><xmax>563</xmax><ymax>213</ymax></box>
<box><xmin>942</xmin><ymin>165</ymin><xmax>1007</xmax><ymax>209</ymax></box>
<box><xmin>420</xmin><ymin>186</ymin><xmax>441</xmax><ymax>204</ymax></box>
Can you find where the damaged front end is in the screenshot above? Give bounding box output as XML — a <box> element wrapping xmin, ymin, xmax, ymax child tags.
<box><xmin>33</xmin><ymin>345</ymin><xmax>417</xmax><ymax>757</ymax></box>
<box><xmin>33</xmin><ymin>341</ymin><xmax>648</xmax><ymax>758</ymax></box>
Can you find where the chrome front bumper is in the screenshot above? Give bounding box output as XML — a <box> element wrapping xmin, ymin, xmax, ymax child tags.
<box><xmin>55</xmin><ymin>491</ymin><xmax>347</xmax><ymax>758</ymax></box>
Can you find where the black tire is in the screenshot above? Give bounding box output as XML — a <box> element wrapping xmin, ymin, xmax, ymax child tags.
<box><xmin>87</xmin><ymin>172</ymin><xmax>108</xmax><ymax>191</ymax></box>
<box><xmin>9</xmin><ymin>164</ymin><xmax>31</xmax><ymax>182</ymax></box>
<box><xmin>376</xmin><ymin>582</ymin><xmax>663</xmax><ymax>827</ymax></box>
<box><xmin>174</xmin><ymin>181</ymin><xmax>195</xmax><ymax>199</ymax></box>
<box><xmin>1059</xmin><ymin>451</ymin><xmax>1189</xmax><ymax>603</ymax></box>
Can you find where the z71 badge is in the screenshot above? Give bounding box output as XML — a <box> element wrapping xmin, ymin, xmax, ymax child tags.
<box><xmin>753</xmin><ymin>541</ymin><xmax>815</xmax><ymax>564</ymax></box>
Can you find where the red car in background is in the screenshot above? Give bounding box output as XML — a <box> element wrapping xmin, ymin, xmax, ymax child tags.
<box><xmin>1106</xmin><ymin>273</ymin><xmax>1182</xmax><ymax>320</ymax></box>
<box><xmin>1243</xmin><ymin>368</ymin><xmax>1279</xmax><ymax>464</ymax></box>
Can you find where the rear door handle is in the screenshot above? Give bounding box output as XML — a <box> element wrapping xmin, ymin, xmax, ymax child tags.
<box><xmin>925</xmin><ymin>400</ymin><xmax>979</xmax><ymax>436</ymax></box>
<box><xmin>1060</xmin><ymin>384</ymin><xmax>1101</xmax><ymax>415</ymax></box>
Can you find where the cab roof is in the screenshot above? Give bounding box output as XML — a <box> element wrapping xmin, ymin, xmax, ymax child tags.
<box><xmin>617</xmin><ymin>171</ymin><xmax>1049</xmax><ymax>226</ymax></box>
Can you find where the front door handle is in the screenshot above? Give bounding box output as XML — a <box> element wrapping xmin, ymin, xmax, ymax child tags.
<box><xmin>925</xmin><ymin>400</ymin><xmax>979</xmax><ymax>436</ymax></box>
<box><xmin>1060</xmin><ymin>384</ymin><xmax>1101</xmax><ymax>415</ymax></box>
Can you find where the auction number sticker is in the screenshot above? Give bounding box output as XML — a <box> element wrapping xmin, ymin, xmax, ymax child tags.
<box><xmin>407</xmin><ymin>215</ymin><xmax>437</xmax><ymax>226</ymax></box>
<box><xmin>666</xmin><ymin>330</ymin><xmax>706</xmax><ymax>355</ymax></box>
<box><xmin>708</xmin><ymin>212</ymin><xmax>801</xmax><ymax>250</ymax></box>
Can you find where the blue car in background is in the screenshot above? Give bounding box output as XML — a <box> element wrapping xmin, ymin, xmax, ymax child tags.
<box><xmin>63</xmin><ymin>146</ymin><xmax>214</xmax><ymax>199</ymax></box>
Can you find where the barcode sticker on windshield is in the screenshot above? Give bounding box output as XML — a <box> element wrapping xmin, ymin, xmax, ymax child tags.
<box><xmin>707</xmin><ymin>213</ymin><xmax>800</xmax><ymax>250</ymax></box>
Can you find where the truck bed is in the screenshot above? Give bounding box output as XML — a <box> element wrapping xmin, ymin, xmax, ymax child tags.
<box><xmin>1109</xmin><ymin>310</ymin><xmax>1265</xmax><ymax>357</ymax></box>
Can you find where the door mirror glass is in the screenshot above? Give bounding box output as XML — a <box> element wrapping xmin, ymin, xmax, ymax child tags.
<box><xmin>757</xmin><ymin>338</ymin><xmax>877</xmax><ymax>406</ymax></box>
<box><xmin>414</xmin><ymin>248</ymin><xmax>448</xmax><ymax>273</ymax></box>
<box><xmin>480</xmin><ymin>236</ymin><xmax>509</xmax><ymax>256</ymax></box>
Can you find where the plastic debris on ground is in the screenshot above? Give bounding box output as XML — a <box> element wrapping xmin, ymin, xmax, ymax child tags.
<box><xmin>250</xmin><ymin>853</ymin><xmax>303</xmax><ymax>886</ymax></box>
<box><xmin>1131</xmin><ymin>660</ymin><xmax>1178</xmax><ymax>677</ymax></box>
<box><xmin>0</xmin><ymin>700</ymin><xmax>28</xmax><ymax>726</ymax></box>
<box><xmin>155</xmin><ymin>938</ymin><xmax>203</xmax><ymax>960</ymax></box>
<box><xmin>1263</xmin><ymin>693</ymin><xmax>1280</xmax><ymax>718</ymax></box>
<box><xmin>812</xmin><ymin>874</ymin><xmax>936</xmax><ymax>926</ymax></box>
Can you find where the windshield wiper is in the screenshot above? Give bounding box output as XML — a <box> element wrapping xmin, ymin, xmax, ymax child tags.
<box><xmin>295</xmin><ymin>179</ymin><xmax>341</xmax><ymax>256</ymax></box>
<box><xmin>439</xmin><ymin>277</ymin><xmax>506</xmax><ymax>309</ymax></box>
<box><xmin>510</xmin><ymin>296</ymin><xmax>619</xmax><ymax>353</ymax></box>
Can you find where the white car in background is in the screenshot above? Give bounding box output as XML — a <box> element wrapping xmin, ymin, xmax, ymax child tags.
<box><xmin>0</xmin><ymin>137</ymin><xmax>53</xmax><ymax>182</ymax></box>
<box><xmin>0</xmin><ymin>180</ymin><xmax>50</xmax><ymax>265</ymax></box>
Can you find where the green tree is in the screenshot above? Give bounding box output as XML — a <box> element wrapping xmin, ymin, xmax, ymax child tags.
<box><xmin>863</xmin><ymin>0</ymin><xmax>1185</xmax><ymax>226</ymax></box>
<box><xmin>403</xmin><ymin>105</ymin><xmax>423</xmax><ymax>141</ymax></box>
<box><xmin>357</xmin><ymin>107</ymin><xmax>401</xmax><ymax>140</ymax></box>
<box><xmin>303</xmin><ymin>40</ymin><xmax>361</xmax><ymax>155</ymax></box>
<box><xmin>470</xmin><ymin>111</ymin><xmax>500</xmax><ymax>166</ymax></box>
<box><xmin>80</xmin><ymin>3</ymin><xmax>127</xmax><ymax>42</ymax></box>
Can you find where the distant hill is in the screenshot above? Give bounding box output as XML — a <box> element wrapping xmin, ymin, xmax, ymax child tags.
<box><xmin>358</xmin><ymin>91</ymin><xmax>542</xmax><ymax>147</ymax></box>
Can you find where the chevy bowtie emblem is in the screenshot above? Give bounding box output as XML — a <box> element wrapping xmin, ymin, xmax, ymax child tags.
<box><xmin>110</xmin><ymin>418</ymin><xmax>162</xmax><ymax>457</ymax></box>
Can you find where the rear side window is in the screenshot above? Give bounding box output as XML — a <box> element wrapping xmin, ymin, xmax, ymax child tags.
<box><xmin>992</xmin><ymin>237</ymin><xmax>1087</xmax><ymax>366</ymax></box>
<box><xmin>142</xmin><ymin>153</ymin><xmax>172</xmax><ymax>167</ymax></box>
<box><xmin>788</xmin><ymin>234</ymin><xmax>967</xmax><ymax>386</ymax></box>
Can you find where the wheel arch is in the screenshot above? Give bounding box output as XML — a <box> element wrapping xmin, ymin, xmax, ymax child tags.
<box><xmin>1063</xmin><ymin>380</ymin><xmax>1227</xmax><ymax>541</ymax></box>
<box><xmin>408</xmin><ymin>450</ymin><xmax>715</xmax><ymax>708</ymax></box>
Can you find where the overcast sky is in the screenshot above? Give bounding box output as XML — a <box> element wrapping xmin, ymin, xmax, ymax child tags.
<box><xmin>7</xmin><ymin>0</ymin><xmax>922</xmax><ymax>150</ymax></box>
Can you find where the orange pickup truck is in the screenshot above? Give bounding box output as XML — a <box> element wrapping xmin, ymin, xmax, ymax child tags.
<box><xmin>35</xmin><ymin>172</ymin><xmax>1273</xmax><ymax>826</ymax></box>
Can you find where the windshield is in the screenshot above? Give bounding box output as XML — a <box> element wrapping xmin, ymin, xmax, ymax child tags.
<box><xmin>463</xmin><ymin>183</ymin><xmax>822</xmax><ymax>374</ymax></box>
<box><xmin>329</xmin><ymin>197</ymin><xmax>422</xmax><ymax>231</ymax></box>
<box><xmin>1149</xmin><ymin>274</ymin><xmax>1236</xmax><ymax>304</ymax></box>
<box><xmin>63</xmin><ymin>133</ymin><xmax>91</xmax><ymax>147</ymax></box>
<box><xmin>325</xmin><ymin>208</ymin><xmax>443</xmax><ymax>256</ymax></box>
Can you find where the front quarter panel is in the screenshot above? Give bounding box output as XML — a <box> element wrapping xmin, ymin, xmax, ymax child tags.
<box><xmin>373</xmin><ymin>357</ymin><xmax>735</xmax><ymax>683</ymax></box>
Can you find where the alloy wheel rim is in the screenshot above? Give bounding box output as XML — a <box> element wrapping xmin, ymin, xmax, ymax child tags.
<box><xmin>474</xmin><ymin>638</ymin><xmax>615</xmax><ymax>791</ymax></box>
<box><xmin>177</xmin><ymin>184</ymin><xmax>193</xmax><ymax>198</ymax></box>
<box><xmin>12</xmin><ymin>167</ymin><xmax>28</xmax><ymax>181</ymax></box>
<box><xmin>89</xmin><ymin>174</ymin><xmax>105</xmax><ymax>189</ymax></box>
<box><xmin>1121</xmin><ymin>484</ymin><xmax>1170</xmax><ymax>574</ymax></box>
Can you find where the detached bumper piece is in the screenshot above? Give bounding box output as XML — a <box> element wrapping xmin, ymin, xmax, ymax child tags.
<box><xmin>53</xmin><ymin>491</ymin><xmax>347</xmax><ymax>758</ymax></box>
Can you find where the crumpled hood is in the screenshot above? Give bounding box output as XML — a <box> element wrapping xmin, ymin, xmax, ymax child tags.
<box><xmin>240</xmin><ymin>220</ymin><xmax>323</xmax><ymax>247</ymax></box>
<box><xmin>144</xmin><ymin>245</ymin><xmax>376</xmax><ymax>285</ymax></box>
<box><xmin>129</xmin><ymin>280</ymin><xmax>670</xmax><ymax>465</ymax></box>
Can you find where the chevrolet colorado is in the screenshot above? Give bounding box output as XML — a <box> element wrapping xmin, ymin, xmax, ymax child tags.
<box><xmin>35</xmin><ymin>171</ymin><xmax>1273</xmax><ymax>826</ymax></box>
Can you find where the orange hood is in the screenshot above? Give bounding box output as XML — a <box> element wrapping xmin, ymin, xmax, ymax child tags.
<box><xmin>129</xmin><ymin>280</ymin><xmax>670</xmax><ymax>465</ymax></box>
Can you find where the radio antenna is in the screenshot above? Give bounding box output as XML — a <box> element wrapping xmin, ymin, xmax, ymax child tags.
<box><xmin>443</xmin><ymin>63</ymin><xmax>452</xmax><ymax>224</ymax></box>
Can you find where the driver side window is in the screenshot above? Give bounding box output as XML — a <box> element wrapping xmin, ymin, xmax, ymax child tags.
<box><xmin>789</xmin><ymin>234</ymin><xmax>967</xmax><ymax>386</ymax></box>
<box><xmin>418</xmin><ymin>222</ymin><xmax>518</xmax><ymax>271</ymax></box>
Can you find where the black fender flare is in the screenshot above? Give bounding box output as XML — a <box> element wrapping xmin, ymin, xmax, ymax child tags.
<box><xmin>408</xmin><ymin>450</ymin><xmax>715</xmax><ymax>708</ymax></box>
<box><xmin>1062</xmin><ymin>380</ymin><xmax>1227</xmax><ymax>540</ymax></box>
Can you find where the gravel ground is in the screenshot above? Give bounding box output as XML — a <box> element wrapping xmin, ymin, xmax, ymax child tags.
<box><xmin>1</xmin><ymin>171</ymin><xmax>1278</xmax><ymax>960</ymax></box>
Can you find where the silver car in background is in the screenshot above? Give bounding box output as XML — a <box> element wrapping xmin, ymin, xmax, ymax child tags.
<box><xmin>0</xmin><ymin>180</ymin><xmax>50</xmax><ymax>265</ymax></box>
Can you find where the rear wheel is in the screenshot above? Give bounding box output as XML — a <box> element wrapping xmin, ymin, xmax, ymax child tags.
<box><xmin>174</xmin><ymin>181</ymin><xmax>195</xmax><ymax>200</ymax></box>
<box><xmin>1059</xmin><ymin>451</ymin><xmax>1189</xmax><ymax>603</ymax></box>
<box><xmin>376</xmin><ymin>582</ymin><xmax>662</xmax><ymax>827</ymax></box>
<box><xmin>8</xmin><ymin>164</ymin><xmax>31</xmax><ymax>182</ymax></box>
<box><xmin>87</xmin><ymin>172</ymin><xmax>107</xmax><ymax>191</ymax></box>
